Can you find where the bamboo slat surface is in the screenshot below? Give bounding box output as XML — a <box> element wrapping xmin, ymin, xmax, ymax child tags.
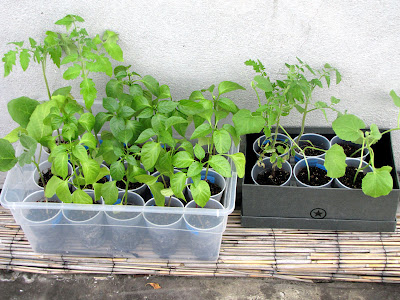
<box><xmin>1</xmin><ymin>206</ymin><xmax>400</xmax><ymax>283</ymax></box>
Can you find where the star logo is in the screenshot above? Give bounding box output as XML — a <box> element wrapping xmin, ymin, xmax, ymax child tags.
<box><xmin>310</xmin><ymin>208</ymin><xmax>326</xmax><ymax>219</ymax></box>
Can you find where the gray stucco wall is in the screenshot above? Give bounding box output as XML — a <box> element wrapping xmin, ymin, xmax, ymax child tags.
<box><xmin>0</xmin><ymin>0</ymin><xmax>400</xmax><ymax>184</ymax></box>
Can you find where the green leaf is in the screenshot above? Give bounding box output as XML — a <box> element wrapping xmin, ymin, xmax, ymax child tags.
<box><xmin>94</xmin><ymin>112</ymin><xmax>111</xmax><ymax>134</ymax></box>
<box><xmin>3</xmin><ymin>50</ymin><xmax>17</xmax><ymax>77</ymax></box>
<box><xmin>189</xmin><ymin>91</ymin><xmax>206</xmax><ymax>101</ymax></box>
<box><xmin>26</xmin><ymin>101</ymin><xmax>57</xmax><ymax>142</ymax></box>
<box><xmin>159</xmin><ymin>85</ymin><xmax>171</xmax><ymax>99</ymax></box>
<box><xmin>158</xmin><ymin>100</ymin><xmax>177</xmax><ymax>113</ymax></box>
<box><xmin>149</xmin><ymin>182</ymin><xmax>165</xmax><ymax>206</ymax></box>
<box><xmin>194</xmin><ymin>144</ymin><xmax>205</xmax><ymax>161</ymax></box>
<box><xmin>227</xmin><ymin>152</ymin><xmax>245</xmax><ymax>178</ymax></box>
<box><xmin>103</xmin><ymin>42</ymin><xmax>123</xmax><ymax>62</ymax></box>
<box><xmin>135</xmin><ymin>174</ymin><xmax>158</xmax><ymax>186</ymax></box>
<box><xmin>187</xmin><ymin>161</ymin><xmax>203</xmax><ymax>177</ymax></box>
<box><xmin>190</xmin><ymin>123</ymin><xmax>212</xmax><ymax>140</ymax></box>
<box><xmin>56</xmin><ymin>181</ymin><xmax>72</xmax><ymax>203</ymax></box>
<box><xmin>222</xmin><ymin>124</ymin><xmax>240</xmax><ymax>146</ymax></box>
<box><xmin>72</xmin><ymin>144</ymin><xmax>88</xmax><ymax>161</ymax></box>
<box><xmin>362</xmin><ymin>166</ymin><xmax>393</xmax><ymax>198</ymax></box>
<box><xmin>178</xmin><ymin>100</ymin><xmax>204</xmax><ymax>116</ymax></box>
<box><xmin>106</xmin><ymin>79</ymin><xmax>123</xmax><ymax>98</ymax></box>
<box><xmin>165</xmin><ymin>116</ymin><xmax>188</xmax><ymax>130</ymax></box>
<box><xmin>118</xmin><ymin>106</ymin><xmax>135</xmax><ymax>119</ymax></box>
<box><xmin>82</xmin><ymin>159</ymin><xmax>101</xmax><ymax>185</ymax></box>
<box><xmin>369</xmin><ymin>124</ymin><xmax>382</xmax><ymax>143</ymax></box>
<box><xmin>232</xmin><ymin>109</ymin><xmax>265</xmax><ymax>136</ymax></box>
<box><xmin>80</xmin><ymin>78</ymin><xmax>97</xmax><ymax>110</ymax></box>
<box><xmin>390</xmin><ymin>90</ymin><xmax>400</xmax><ymax>108</ymax></box>
<box><xmin>332</xmin><ymin>114</ymin><xmax>365</xmax><ymax>143</ymax></box>
<box><xmin>7</xmin><ymin>97</ymin><xmax>40</xmax><ymax>128</ymax></box>
<box><xmin>141</xmin><ymin>75</ymin><xmax>160</xmax><ymax>97</ymax></box>
<box><xmin>331</xmin><ymin>96</ymin><xmax>340</xmax><ymax>105</ymax></box>
<box><xmin>217</xmin><ymin>97</ymin><xmax>239</xmax><ymax>113</ymax></box>
<box><xmin>44</xmin><ymin>176</ymin><xmax>63</xmax><ymax>198</ymax></box>
<box><xmin>78</xmin><ymin>112</ymin><xmax>95</xmax><ymax>132</ymax></box>
<box><xmin>72</xmin><ymin>189</ymin><xmax>93</xmax><ymax>204</ymax></box>
<box><xmin>95</xmin><ymin>166</ymin><xmax>110</xmax><ymax>182</ymax></box>
<box><xmin>170</xmin><ymin>172</ymin><xmax>186</xmax><ymax>199</ymax></box>
<box><xmin>336</xmin><ymin>70</ymin><xmax>342</xmax><ymax>84</ymax></box>
<box><xmin>254</xmin><ymin>75</ymin><xmax>273</xmax><ymax>92</ymax></box>
<box><xmin>218</xmin><ymin>81</ymin><xmax>245</xmax><ymax>96</ymax></box>
<box><xmin>324</xmin><ymin>144</ymin><xmax>347</xmax><ymax>178</ymax></box>
<box><xmin>4</xmin><ymin>127</ymin><xmax>27</xmax><ymax>143</ymax></box>
<box><xmin>140</xmin><ymin>142</ymin><xmax>161</xmax><ymax>170</ymax></box>
<box><xmin>61</xmin><ymin>53</ymin><xmax>78</xmax><ymax>65</ymax></box>
<box><xmin>52</xmin><ymin>152</ymin><xmax>69</xmax><ymax>179</ymax></box>
<box><xmin>191</xmin><ymin>180</ymin><xmax>211</xmax><ymax>207</ymax></box>
<box><xmin>103</xmin><ymin>97</ymin><xmax>119</xmax><ymax>113</ymax></box>
<box><xmin>0</xmin><ymin>139</ymin><xmax>17</xmax><ymax>171</ymax></box>
<box><xmin>208</xmin><ymin>155</ymin><xmax>232</xmax><ymax>177</ymax></box>
<box><xmin>19</xmin><ymin>49</ymin><xmax>30</xmax><ymax>71</ymax></box>
<box><xmin>80</xmin><ymin>132</ymin><xmax>97</xmax><ymax>149</ymax></box>
<box><xmin>213</xmin><ymin>129</ymin><xmax>231</xmax><ymax>154</ymax></box>
<box><xmin>63</xmin><ymin>63</ymin><xmax>82</xmax><ymax>80</ymax></box>
<box><xmin>136</xmin><ymin>128</ymin><xmax>156</xmax><ymax>144</ymax></box>
<box><xmin>109</xmin><ymin>116</ymin><xmax>125</xmax><ymax>139</ymax></box>
<box><xmin>110</xmin><ymin>160</ymin><xmax>125</xmax><ymax>181</ymax></box>
<box><xmin>173</xmin><ymin>151</ymin><xmax>194</xmax><ymax>168</ymax></box>
<box><xmin>101</xmin><ymin>181</ymin><xmax>119</xmax><ymax>205</ymax></box>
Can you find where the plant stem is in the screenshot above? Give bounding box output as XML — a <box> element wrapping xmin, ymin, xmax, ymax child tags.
<box><xmin>41</xmin><ymin>58</ymin><xmax>51</xmax><ymax>99</ymax></box>
<box><xmin>353</xmin><ymin>139</ymin><xmax>366</xmax><ymax>184</ymax></box>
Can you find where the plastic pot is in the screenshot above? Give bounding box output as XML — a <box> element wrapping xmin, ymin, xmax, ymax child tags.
<box><xmin>62</xmin><ymin>191</ymin><xmax>106</xmax><ymax>249</ymax></box>
<box><xmin>293</xmin><ymin>157</ymin><xmax>333</xmax><ymax>188</ymax></box>
<box><xmin>143</xmin><ymin>196</ymin><xmax>184</xmax><ymax>258</ymax></box>
<box><xmin>33</xmin><ymin>160</ymin><xmax>73</xmax><ymax>190</ymax></box>
<box><xmin>187</xmin><ymin>169</ymin><xmax>226</xmax><ymax>202</ymax></box>
<box><xmin>293</xmin><ymin>133</ymin><xmax>330</xmax><ymax>160</ymax></box>
<box><xmin>334</xmin><ymin>158</ymin><xmax>373</xmax><ymax>189</ymax></box>
<box><xmin>253</xmin><ymin>133</ymin><xmax>292</xmax><ymax>158</ymax></box>
<box><xmin>105</xmin><ymin>191</ymin><xmax>145</xmax><ymax>252</ymax></box>
<box><xmin>22</xmin><ymin>190</ymin><xmax>64</xmax><ymax>251</ymax></box>
<box><xmin>251</xmin><ymin>157</ymin><xmax>292</xmax><ymax>186</ymax></box>
<box><xmin>330</xmin><ymin>135</ymin><xmax>369</xmax><ymax>160</ymax></box>
<box><xmin>183</xmin><ymin>199</ymin><xmax>225</xmax><ymax>260</ymax></box>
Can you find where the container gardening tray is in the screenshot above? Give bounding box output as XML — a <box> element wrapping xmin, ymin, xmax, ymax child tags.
<box><xmin>241</xmin><ymin>128</ymin><xmax>400</xmax><ymax>232</ymax></box>
<box><xmin>0</xmin><ymin>144</ymin><xmax>238</xmax><ymax>261</ymax></box>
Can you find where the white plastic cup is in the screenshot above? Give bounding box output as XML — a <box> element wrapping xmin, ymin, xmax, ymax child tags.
<box><xmin>334</xmin><ymin>158</ymin><xmax>372</xmax><ymax>189</ymax></box>
<box><xmin>187</xmin><ymin>169</ymin><xmax>226</xmax><ymax>202</ymax></box>
<box><xmin>251</xmin><ymin>157</ymin><xmax>292</xmax><ymax>186</ymax></box>
<box><xmin>294</xmin><ymin>133</ymin><xmax>330</xmax><ymax>160</ymax></box>
<box><xmin>253</xmin><ymin>133</ymin><xmax>292</xmax><ymax>158</ymax></box>
<box><xmin>293</xmin><ymin>157</ymin><xmax>333</xmax><ymax>188</ymax></box>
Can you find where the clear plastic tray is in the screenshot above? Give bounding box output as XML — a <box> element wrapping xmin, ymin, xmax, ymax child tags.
<box><xmin>0</xmin><ymin>143</ymin><xmax>237</xmax><ymax>261</ymax></box>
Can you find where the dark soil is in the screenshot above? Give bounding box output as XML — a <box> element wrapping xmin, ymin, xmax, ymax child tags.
<box><xmin>80</xmin><ymin>176</ymin><xmax>108</xmax><ymax>190</ymax></box>
<box><xmin>297</xmin><ymin>166</ymin><xmax>331</xmax><ymax>186</ymax></box>
<box><xmin>338</xmin><ymin>166</ymin><xmax>366</xmax><ymax>189</ymax></box>
<box><xmin>338</xmin><ymin>143</ymin><xmax>362</xmax><ymax>158</ymax></box>
<box><xmin>256</xmin><ymin>168</ymin><xmax>290</xmax><ymax>186</ymax></box>
<box><xmin>116</xmin><ymin>176</ymin><xmax>142</xmax><ymax>190</ymax></box>
<box><xmin>206</xmin><ymin>179</ymin><xmax>222</xmax><ymax>196</ymax></box>
<box><xmin>296</xmin><ymin>141</ymin><xmax>325</xmax><ymax>156</ymax></box>
<box><xmin>38</xmin><ymin>168</ymin><xmax>70</xmax><ymax>187</ymax></box>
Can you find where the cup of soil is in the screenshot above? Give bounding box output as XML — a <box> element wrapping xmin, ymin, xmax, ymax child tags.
<box><xmin>116</xmin><ymin>162</ymin><xmax>148</xmax><ymax>197</ymax></box>
<box><xmin>293</xmin><ymin>133</ymin><xmax>330</xmax><ymax>161</ymax></box>
<box><xmin>330</xmin><ymin>136</ymin><xmax>369</xmax><ymax>160</ymax></box>
<box><xmin>251</xmin><ymin>157</ymin><xmax>292</xmax><ymax>186</ymax></box>
<box><xmin>70</xmin><ymin>164</ymin><xmax>111</xmax><ymax>191</ymax></box>
<box><xmin>293</xmin><ymin>157</ymin><xmax>333</xmax><ymax>188</ymax></box>
<box><xmin>334</xmin><ymin>158</ymin><xmax>373</xmax><ymax>189</ymax></box>
<box><xmin>152</xmin><ymin>169</ymin><xmax>188</xmax><ymax>202</ymax></box>
<box><xmin>62</xmin><ymin>191</ymin><xmax>106</xmax><ymax>249</ymax></box>
<box><xmin>187</xmin><ymin>169</ymin><xmax>226</xmax><ymax>202</ymax></box>
<box><xmin>143</xmin><ymin>196</ymin><xmax>184</xmax><ymax>258</ymax></box>
<box><xmin>33</xmin><ymin>160</ymin><xmax>73</xmax><ymax>190</ymax></box>
<box><xmin>22</xmin><ymin>190</ymin><xmax>64</xmax><ymax>252</ymax></box>
<box><xmin>253</xmin><ymin>133</ymin><xmax>292</xmax><ymax>158</ymax></box>
<box><xmin>183</xmin><ymin>199</ymin><xmax>225</xmax><ymax>260</ymax></box>
<box><xmin>104</xmin><ymin>191</ymin><xmax>145</xmax><ymax>253</ymax></box>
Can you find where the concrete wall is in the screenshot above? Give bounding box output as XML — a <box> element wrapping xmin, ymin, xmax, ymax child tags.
<box><xmin>1</xmin><ymin>0</ymin><xmax>400</xmax><ymax>182</ymax></box>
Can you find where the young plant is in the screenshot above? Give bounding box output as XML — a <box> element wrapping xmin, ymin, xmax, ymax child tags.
<box><xmin>172</xmin><ymin>81</ymin><xmax>251</xmax><ymax>207</ymax></box>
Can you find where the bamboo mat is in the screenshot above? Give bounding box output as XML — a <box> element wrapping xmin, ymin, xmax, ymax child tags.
<box><xmin>1</xmin><ymin>207</ymin><xmax>400</xmax><ymax>283</ymax></box>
